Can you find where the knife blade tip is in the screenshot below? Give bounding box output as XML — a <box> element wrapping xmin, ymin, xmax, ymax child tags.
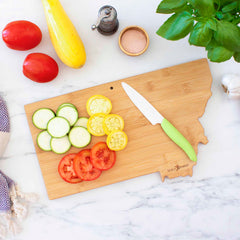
<box><xmin>121</xmin><ymin>82</ymin><xmax>129</xmax><ymax>90</ymax></box>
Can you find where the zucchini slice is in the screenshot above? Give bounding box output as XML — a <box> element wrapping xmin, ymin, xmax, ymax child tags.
<box><xmin>51</xmin><ymin>136</ymin><xmax>71</xmax><ymax>154</ymax></box>
<box><xmin>69</xmin><ymin>127</ymin><xmax>91</xmax><ymax>148</ymax></box>
<box><xmin>57</xmin><ymin>103</ymin><xmax>76</xmax><ymax>111</ymax></box>
<box><xmin>74</xmin><ymin>117</ymin><xmax>89</xmax><ymax>128</ymax></box>
<box><xmin>32</xmin><ymin>108</ymin><xmax>55</xmax><ymax>130</ymax></box>
<box><xmin>56</xmin><ymin>106</ymin><xmax>78</xmax><ymax>126</ymax></box>
<box><xmin>47</xmin><ymin>117</ymin><xmax>70</xmax><ymax>138</ymax></box>
<box><xmin>37</xmin><ymin>130</ymin><xmax>52</xmax><ymax>151</ymax></box>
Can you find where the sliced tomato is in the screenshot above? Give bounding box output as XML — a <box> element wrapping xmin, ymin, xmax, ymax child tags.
<box><xmin>73</xmin><ymin>149</ymin><xmax>102</xmax><ymax>181</ymax></box>
<box><xmin>90</xmin><ymin>142</ymin><xmax>116</xmax><ymax>171</ymax></box>
<box><xmin>58</xmin><ymin>153</ymin><xmax>82</xmax><ymax>184</ymax></box>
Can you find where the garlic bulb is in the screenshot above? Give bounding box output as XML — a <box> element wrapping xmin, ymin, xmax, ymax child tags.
<box><xmin>221</xmin><ymin>74</ymin><xmax>240</xmax><ymax>99</ymax></box>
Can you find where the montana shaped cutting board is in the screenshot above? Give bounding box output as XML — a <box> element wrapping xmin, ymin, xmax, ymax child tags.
<box><xmin>25</xmin><ymin>59</ymin><xmax>212</xmax><ymax>200</ymax></box>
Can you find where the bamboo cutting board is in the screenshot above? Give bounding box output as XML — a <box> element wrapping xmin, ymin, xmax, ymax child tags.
<box><xmin>25</xmin><ymin>59</ymin><xmax>212</xmax><ymax>200</ymax></box>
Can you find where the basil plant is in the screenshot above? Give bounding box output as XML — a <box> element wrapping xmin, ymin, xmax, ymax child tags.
<box><xmin>156</xmin><ymin>0</ymin><xmax>240</xmax><ymax>63</ymax></box>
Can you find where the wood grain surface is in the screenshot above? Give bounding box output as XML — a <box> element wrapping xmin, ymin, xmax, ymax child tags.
<box><xmin>24</xmin><ymin>59</ymin><xmax>212</xmax><ymax>200</ymax></box>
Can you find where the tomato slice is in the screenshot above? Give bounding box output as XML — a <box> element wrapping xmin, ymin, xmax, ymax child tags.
<box><xmin>90</xmin><ymin>142</ymin><xmax>116</xmax><ymax>171</ymax></box>
<box><xmin>58</xmin><ymin>153</ymin><xmax>82</xmax><ymax>184</ymax></box>
<box><xmin>73</xmin><ymin>149</ymin><xmax>102</xmax><ymax>181</ymax></box>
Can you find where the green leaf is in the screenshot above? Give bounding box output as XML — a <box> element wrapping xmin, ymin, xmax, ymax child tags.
<box><xmin>189</xmin><ymin>22</ymin><xmax>213</xmax><ymax>46</ymax></box>
<box><xmin>222</xmin><ymin>1</ymin><xmax>238</xmax><ymax>12</ymax></box>
<box><xmin>214</xmin><ymin>20</ymin><xmax>240</xmax><ymax>51</ymax></box>
<box><xmin>217</xmin><ymin>0</ymin><xmax>236</xmax><ymax>7</ymax></box>
<box><xmin>214</xmin><ymin>0</ymin><xmax>221</xmax><ymax>10</ymax></box>
<box><xmin>206</xmin><ymin>18</ymin><xmax>217</xmax><ymax>31</ymax></box>
<box><xmin>205</xmin><ymin>39</ymin><xmax>219</xmax><ymax>51</ymax></box>
<box><xmin>189</xmin><ymin>0</ymin><xmax>215</xmax><ymax>16</ymax></box>
<box><xmin>156</xmin><ymin>11</ymin><xmax>194</xmax><ymax>40</ymax></box>
<box><xmin>216</xmin><ymin>11</ymin><xmax>224</xmax><ymax>19</ymax></box>
<box><xmin>156</xmin><ymin>0</ymin><xmax>187</xmax><ymax>14</ymax></box>
<box><xmin>222</xmin><ymin>12</ymin><xmax>235</xmax><ymax>21</ymax></box>
<box><xmin>232</xmin><ymin>17</ymin><xmax>240</xmax><ymax>25</ymax></box>
<box><xmin>233</xmin><ymin>52</ymin><xmax>240</xmax><ymax>62</ymax></box>
<box><xmin>207</xmin><ymin>46</ymin><xmax>234</xmax><ymax>62</ymax></box>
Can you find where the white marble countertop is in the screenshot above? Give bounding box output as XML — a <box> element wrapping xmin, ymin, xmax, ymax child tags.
<box><xmin>0</xmin><ymin>0</ymin><xmax>240</xmax><ymax>239</ymax></box>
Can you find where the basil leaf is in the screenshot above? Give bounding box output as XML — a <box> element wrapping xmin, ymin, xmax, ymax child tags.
<box><xmin>156</xmin><ymin>11</ymin><xmax>194</xmax><ymax>40</ymax></box>
<box><xmin>233</xmin><ymin>52</ymin><xmax>240</xmax><ymax>62</ymax></box>
<box><xmin>222</xmin><ymin>13</ymin><xmax>235</xmax><ymax>21</ymax></box>
<box><xmin>217</xmin><ymin>0</ymin><xmax>236</xmax><ymax>7</ymax></box>
<box><xmin>189</xmin><ymin>0</ymin><xmax>215</xmax><ymax>16</ymax></box>
<box><xmin>156</xmin><ymin>0</ymin><xmax>187</xmax><ymax>14</ymax></box>
<box><xmin>207</xmin><ymin>46</ymin><xmax>234</xmax><ymax>62</ymax></box>
<box><xmin>205</xmin><ymin>39</ymin><xmax>219</xmax><ymax>51</ymax></box>
<box><xmin>189</xmin><ymin>22</ymin><xmax>213</xmax><ymax>47</ymax></box>
<box><xmin>206</xmin><ymin>18</ymin><xmax>217</xmax><ymax>31</ymax></box>
<box><xmin>232</xmin><ymin>17</ymin><xmax>240</xmax><ymax>25</ymax></box>
<box><xmin>216</xmin><ymin>11</ymin><xmax>224</xmax><ymax>19</ymax></box>
<box><xmin>214</xmin><ymin>0</ymin><xmax>221</xmax><ymax>10</ymax></box>
<box><xmin>214</xmin><ymin>20</ymin><xmax>240</xmax><ymax>52</ymax></box>
<box><xmin>222</xmin><ymin>1</ymin><xmax>238</xmax><ymax>12</ymax></box>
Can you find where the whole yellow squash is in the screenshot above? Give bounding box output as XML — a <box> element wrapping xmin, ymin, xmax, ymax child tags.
<box><xmin>41</xmin><ymin>0</ymin><xmax>86</xmax><ymax>68</ymax></box>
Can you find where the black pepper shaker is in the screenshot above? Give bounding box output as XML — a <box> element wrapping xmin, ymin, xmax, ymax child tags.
<box><xmin>91</xmin><ymin>5</ymin><xmax>119</xmax><ymax>36</ymax></box>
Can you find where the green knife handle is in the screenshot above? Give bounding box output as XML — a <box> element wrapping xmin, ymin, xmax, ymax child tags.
<box><xmin>161</xmin><ymin>118</ymin><xmax>197</xmax><ymax>162</ymax></box>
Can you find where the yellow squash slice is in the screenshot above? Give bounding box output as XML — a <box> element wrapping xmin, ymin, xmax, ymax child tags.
<box><xmin>103</xmin><ymin>114</ymin><xmax>124</xmax><ymax>135</ymax></box>
<box><xmin>86</xmin><ymin>95</ymin><xmax>112</xmax><ymax>116</ymax></box>
<box><xmin>107</xmin><ymin>130</ymin><xmax>128</xmax><ymax>151</ymax></box>
<box><xmin>87</xmin><ymin>113</ymin><xmax>106</xmax><ymax>136</ymax></box>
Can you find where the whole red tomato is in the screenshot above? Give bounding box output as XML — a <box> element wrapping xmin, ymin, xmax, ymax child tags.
<box><xmin>23</xmin><ymin>53</ymin><xmax>59</xmax><ymax>83</ymax></box>
<box><xmin>2</xmin><ymin>20</ymin><xmax>42</xmax><ymax>50</ymax></box>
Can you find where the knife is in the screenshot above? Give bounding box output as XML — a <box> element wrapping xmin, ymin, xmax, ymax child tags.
<box><xmin>121</xmin><ymin>82</ymin><xmax>197</xmax><ymax>162</ymax></box>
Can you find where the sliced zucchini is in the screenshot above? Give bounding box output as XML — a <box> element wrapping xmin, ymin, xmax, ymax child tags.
<box><xmin>37</xmin><ymin>130</ymin><xmax>52</xmax><ymax>151</ymax></box>
<box><xmin>57</xmin><ymin>103</ymin><xmax>76</xmax><ymax>111</ymax></box>
<box><xmin>56</xmin><ymin>106</ymin><xmax>78</xmax><ymax>126</ymax></box>
<box><xmin>74</xmin><ymin>117</ymin><xmax>89</xmax><ymax>128</ymax></box>
<box><xmin>32</xmin><ymin>108</ymin><xmax>55</xmax><ymax>130</ymax></box>
<box><xmin>69</xmin><ymin>127</ymin><xmax>91</xmax><ymax>148</ymax></box>
<box><xmin>47</xmin><ymin>117</ymin><xmax>70</xmax><ymax>138</ymax></box>
<box><xmin>50</xmin><ymin>136</ymin><xmax>71</xmax><ymax>154</ymax></box>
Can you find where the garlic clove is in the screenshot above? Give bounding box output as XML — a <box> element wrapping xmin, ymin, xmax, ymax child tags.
<box><xmin>221</xmin><ymin>74</ymin><xmax>240</xmax><ymax>98</ymax></box>
<box><xmin>227</xmin><ymin>91</ymin><xmax>240</xmax><ymax>99</ymax></box>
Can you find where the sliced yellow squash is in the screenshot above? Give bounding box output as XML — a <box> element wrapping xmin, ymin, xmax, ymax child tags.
<box><xmin>87</xmin><ymin>113</ymin><xmax>106</xmax><ymax>136</ymax></box>
<box><xmin>86</xmin><ymin>95</ymin><xmax>112</xmax><ymax>116</ymax></box>
<box><xmin>103</xmin><ymin>114</ymin><xmax>124</xmax><ymax>135</ymax></box>
<box><xmin>107</xmin><ymin>130</ymin><xmax>128</xmax><ymax>151</ymax></box>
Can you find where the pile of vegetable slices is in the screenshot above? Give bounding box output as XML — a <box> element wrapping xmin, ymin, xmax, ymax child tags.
<box><xmin>32</xmin><ymin>95</ymin><xmax>128</xmax><ymax>184</ymax></box>
<box><xmin>33</xmin><ymin>103</ymin><xmax>91</xmax><ymax>154</ymax></box>
<box><xmin>86</xmin><ymin>95</ymin><xmax>128</xmax><ymax>151</ymax></box>
<box><xmin>58</xmin><ymin>142</ymin><xmax>115</xmax><ymax>183</ymax></box>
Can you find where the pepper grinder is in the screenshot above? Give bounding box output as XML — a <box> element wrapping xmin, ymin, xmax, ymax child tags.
<box><xmin>92</xmin><ymin>5</ymin><xmax>119</xmax><ymax>36</ymax></box>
